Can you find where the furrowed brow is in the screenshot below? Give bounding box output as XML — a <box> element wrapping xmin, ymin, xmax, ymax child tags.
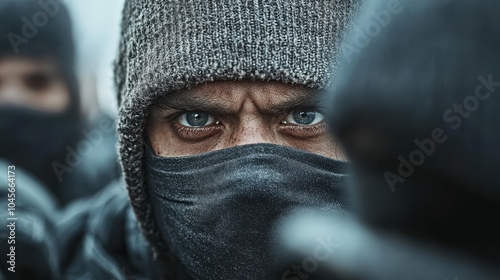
<box><xmin>151</xmin><ymin>88</ymin><xmax>328</xmax><ymax>115</ymax></box>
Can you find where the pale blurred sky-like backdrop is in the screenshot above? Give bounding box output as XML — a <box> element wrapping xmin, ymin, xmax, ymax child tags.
<box><xmin>65</xmin><ymin>0</ymin><xmax>124</xmax><ymax>118</ymax></box>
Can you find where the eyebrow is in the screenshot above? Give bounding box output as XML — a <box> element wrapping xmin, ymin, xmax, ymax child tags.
<box><xmin>267</xmin><ymin>90</ymin><xmax>328</xmax><ymax>114</ymax></box>
<box><xmin>153</xmin><ymin>91</ymin><xmax>235</xmax><ymax>114</ymax></box>
<box><xmin>152</xmin><ymin>88</ymin><xmax>328</xmax><ymax>115</ymax></box>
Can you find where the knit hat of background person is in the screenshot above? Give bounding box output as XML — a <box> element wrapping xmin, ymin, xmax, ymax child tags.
<box><xmin>0</xmin><ymin>0</ymin><xmax>80</xmax><ymax>115</ymax></box>
<box><xmin>115</xmin><ymin>0</ymin><xmax>362</xmax><ymax>259</ymax></box>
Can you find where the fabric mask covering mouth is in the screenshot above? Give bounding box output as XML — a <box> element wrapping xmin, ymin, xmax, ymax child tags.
<box><xmin>0</xmin><ymin>105</ymin><xmax>78</xmax><ymax>189</ymax></box>
<box><xmin>145</xmin><ymin>143</ymin><xmax>349</xmax><ymax>280</ymax></box>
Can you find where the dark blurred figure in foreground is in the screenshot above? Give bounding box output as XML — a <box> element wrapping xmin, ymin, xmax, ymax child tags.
<box><xmin>0</xmin><ymin>0</ymin><xmax>119</xmax><ymax>278</ymax></box>
<box><xmin>0</xmin><ymin>0</ymin><xmax>119</xmax><ymax>206</ymax></box>
<box><xmin>278</xmin><ymin>0</ymin><xmax>500</xmax><ymax>279</ymax></box>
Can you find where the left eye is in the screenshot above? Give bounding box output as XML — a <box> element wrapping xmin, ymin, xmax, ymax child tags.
<box><xmin>178</xmin><ymin>111</ymin><xmax>216</xmax><ymax>127</ymax></box>
<box><xmin>285</xmin><ymin>109</ymin><xmax>324</xmax><ymax>125</ymax></box>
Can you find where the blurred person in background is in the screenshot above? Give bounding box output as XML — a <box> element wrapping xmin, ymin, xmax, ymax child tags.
<box><xmin>0</xmin><ymin>1</ymin><xmax>119</xmax><ymax>278</ymax></box>
<box><xmin>0</xmin><ymin>0</ymin><xmax>119</xmax><ymax>207</ymax></box>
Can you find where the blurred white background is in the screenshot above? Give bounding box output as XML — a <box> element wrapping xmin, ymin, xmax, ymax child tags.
<box><xmin>65</xmin><ymin>0</ymin><xmax>125</xmax><ymax>118</ymax></box>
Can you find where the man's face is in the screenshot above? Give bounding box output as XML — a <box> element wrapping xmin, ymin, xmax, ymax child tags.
<box><xmin>146</xmin><ymin>81</ymin><xmax>345</xmax><ymax>159</ymax></box>
<box><xmin>0</xmin><ymin>57</ymin><xmax>69</xmax><ymax>112</ymax></box>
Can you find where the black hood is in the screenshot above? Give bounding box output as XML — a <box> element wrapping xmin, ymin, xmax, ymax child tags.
<box><xmin>0</xmin><ymin>0</ymin><xmax>83</xmax><ymax>191</ymax></box>
<box><xmin>0</xmin><ymin>0</ymin><xmax>80</xmax><ymax>115</ymax></box>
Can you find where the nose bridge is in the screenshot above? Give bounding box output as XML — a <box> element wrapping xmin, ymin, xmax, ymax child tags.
<box><xmin>232</xmin><ymin>114</ymin><xmax>274</xmax><ymax>146</ymax></box>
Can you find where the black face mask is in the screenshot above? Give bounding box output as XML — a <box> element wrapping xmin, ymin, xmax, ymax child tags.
<box><xmin>0</xmin><ymin>106</ymin><xmax>78</xmax><ymax>189</ymax></box>
<box><xmin>145</xmin><ymin>143</ymin><xmax>349</xmax><ymax>280</ymax></box>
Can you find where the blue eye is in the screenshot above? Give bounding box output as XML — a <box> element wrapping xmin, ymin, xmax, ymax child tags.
<box><xmin>178</xmin><ymin>112</ymin><xmax>216</xmax><ymax>127</ymax></box>
<box><xmin>286</xmin><ymin>109</ymin><xmax>324</xmax><ymax>125</ymax></box>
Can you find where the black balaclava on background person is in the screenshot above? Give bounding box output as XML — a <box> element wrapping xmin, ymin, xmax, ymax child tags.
<box><xmin>0</xmin><ymin>0</ymin><xmax>82</xmax><ymax>195</ymax></box>
<box><xmin>114</xmin><ymin>1</ymin><xmax>364</xmax><ymax>279</ymax></box>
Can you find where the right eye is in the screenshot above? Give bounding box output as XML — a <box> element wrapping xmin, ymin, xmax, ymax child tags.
<box><xmin>178</xmin><ymin>111</ymin><xmax>216</xmax><ymax>127</ymax></box>
<box><xmin>285</xmin><ymin>109</ymin><xmax>325</xmax><ymax>126</ymax></box>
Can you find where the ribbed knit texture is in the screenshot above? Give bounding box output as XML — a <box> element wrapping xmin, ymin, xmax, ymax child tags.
<box><xmin>115</xmin><ymin>0</ymin><xmax>363</xmax><ymax>262</ymax></box>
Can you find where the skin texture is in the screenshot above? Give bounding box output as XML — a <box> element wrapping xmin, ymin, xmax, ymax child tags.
<box><xmin>146</xmin><ymin>80</ymin><xmax>345</xmax><ymax>160</ymax></box>
<box><xmin>0</xmin><ymin>57</ymin><xmax>69</xmax><ymax>112</ymax></box>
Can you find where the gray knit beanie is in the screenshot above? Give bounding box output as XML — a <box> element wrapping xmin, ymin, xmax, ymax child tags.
<box><xmin>115</xmin><ymin>0</ymin><xmax>362</xmax><ymax>260</ymax></box>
